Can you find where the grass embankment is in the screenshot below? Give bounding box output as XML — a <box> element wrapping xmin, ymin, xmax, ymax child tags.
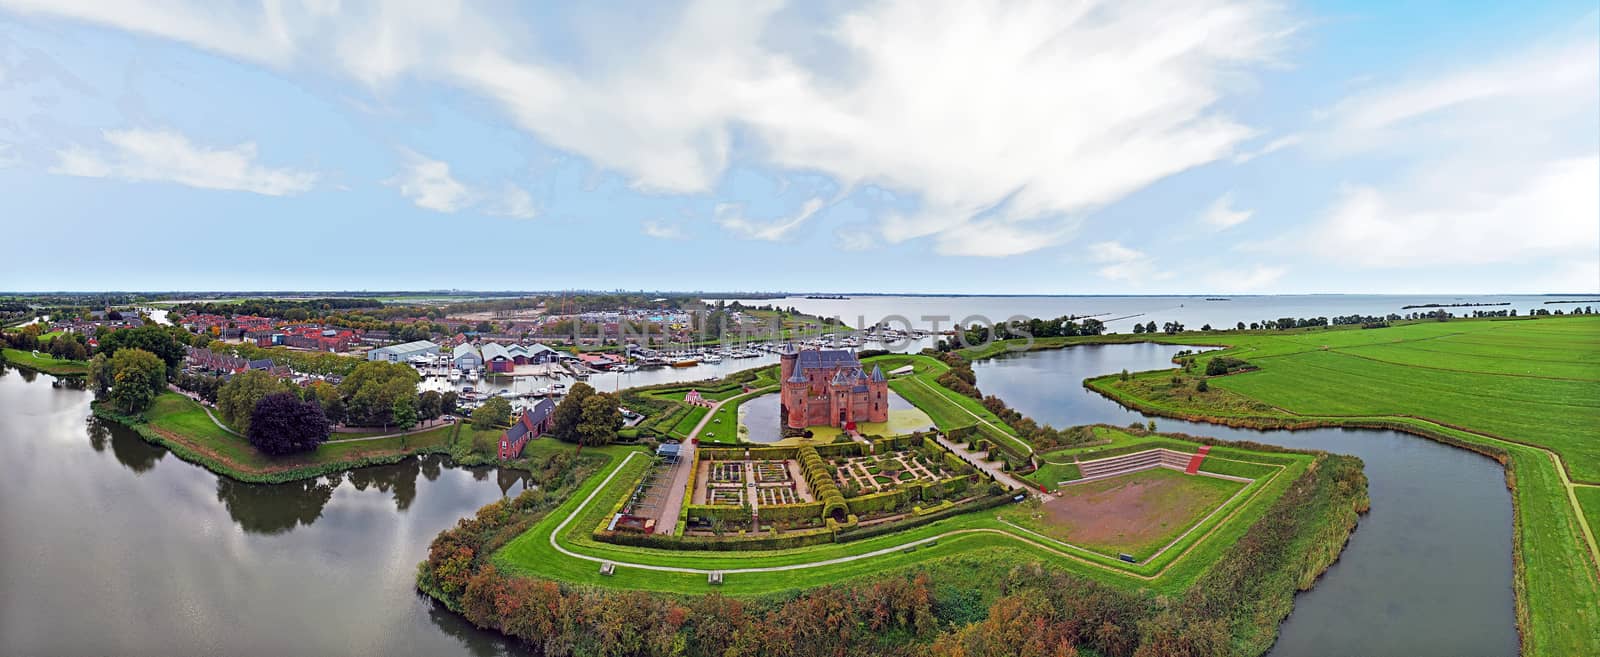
<box><xmin>490</xmin><ymin>431</ymin><xmax>1316</xmax><ymax>598</ymax></box>
<box><xmin>875</xmin><ymin>353</ymin><xmax>1032</xmax><ymax>458</ymax></box>
<box><xmin>698</xmin><ymin>386</ymin><xmax>776</xmax><ymax>445</ymax></box>
<box><xmin>1048</xmin><ymin>316</ymin><xmax>1600</xmax><ymax>656</ymax></box>
<box><xmin>95</xmin><ymin>392</ymin><xmax>458</xmax><ymax>483</ymax></box>
<box><xmin>424</xmin><ymin>438</ymin><xmax>1363</xmax><ymax>656</ymax></box>
<box><xmin>2</xmin><ymin>348</ymin><xmax>89</xmax><ymax>376</ymax></box>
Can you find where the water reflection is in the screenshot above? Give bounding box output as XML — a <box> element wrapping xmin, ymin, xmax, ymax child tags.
<box><xmin>216</xmin><ymin>475</ymin><xmax>338</xmax><ymax>534</ymax></box>
<box><xmin>0</xmin><ymin>368</ymin><xmax>534</xmax><ymax>656</ymax></box>
<box><xmin>89</xmin><ymin>415</ymin><xmax>167</xmax><ymax>473</ymax></box>
<box><xmin>425</xmin><ymin>596</ymin><xmax>521</xmax><ymax>657</ymax></box>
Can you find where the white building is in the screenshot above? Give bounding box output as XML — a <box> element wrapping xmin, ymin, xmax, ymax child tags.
<box><xmin>367</xmin><ymin>340</ymin><xmax>440</xmax><ymax>362</ymax></box>
<box><xmin>453</xmin><ymin>343</ymin><xmax>483</xmax><ymax>370</ymax></box>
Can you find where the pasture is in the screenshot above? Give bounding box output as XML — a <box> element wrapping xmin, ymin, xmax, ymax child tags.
<box><xmin>1085</xmin><ymin>316</ymin><xmax>1600</xmax><ymax>656</ymax></box>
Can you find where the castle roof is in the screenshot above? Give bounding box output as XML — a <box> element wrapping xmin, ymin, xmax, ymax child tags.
<box><xmin>787</xmin><ymin>369</ymin><xmax>808</xmax><ymax>383</ymax></box>
<box><xmin>870</xmin><ymin>365</ymin><xmax>885</xmax><ymax>382</ymax></box>
<box><xmin>796</xmin><ymin>349</ymin><xmax>859</xmax><ymax>370</ymax></box>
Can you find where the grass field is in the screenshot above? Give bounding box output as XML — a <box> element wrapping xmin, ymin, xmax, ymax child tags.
<box><xmin>491</xmin><ymin>432</ymin><xmax>1314</xmax><ymax>597</ymax></box>
<box><xmin>666</xmin><ymin>405</ymin><xmax>709</xmax><ymax>439</ymax></box>
<box><xmin>876</xmin><ymin>354</ymin><xmax>1032</xmax><ymax>457</ymax></box>
<box><xmin>106</xmin><ymin>392</ymin><xmax>458</xmax><ymax>482</ymax></box>
<box><xmin>1006</xmin><ymin>467</ymin><xmax>1246</xmax><ymax>559</ymax></box>
<box><xmin>1077</xmin><ymin>316</ymin><xmax>1600</xmax><ymax>656</ymax></box>
<box><xmin>2</xmin><ymin>348</ymin><xmax>89</xmax><ymax>376</ymax></box>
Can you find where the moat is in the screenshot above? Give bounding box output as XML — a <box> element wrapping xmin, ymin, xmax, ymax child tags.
<box><xmin>0</xmin><ymin>342</ymin><xmax>1516</xmax><ymax>656</ymax></box>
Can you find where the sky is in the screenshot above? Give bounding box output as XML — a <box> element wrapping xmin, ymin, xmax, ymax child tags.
<box><xmin>0</xmin><ymin>1</ymin><xmax>1596</xmax><ymax>295</ymax></box>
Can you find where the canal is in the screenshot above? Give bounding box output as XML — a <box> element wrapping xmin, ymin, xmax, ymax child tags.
<box><xmin>971</xmin><ymin>344</ymin><xmax>1519</xmax><ymax>657</ymax></box>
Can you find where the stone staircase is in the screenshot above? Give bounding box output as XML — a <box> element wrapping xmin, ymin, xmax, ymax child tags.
<box><xmin>1068</xmin><ymin>448</ymin><xmax>1198</xmax><ymax>485</ymax></box>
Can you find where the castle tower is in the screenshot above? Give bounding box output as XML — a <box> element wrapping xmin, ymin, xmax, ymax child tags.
<box><xmin>868</xmin><ymin>365</ymin><xmax>889</xmax><ymax>423</ymax></box>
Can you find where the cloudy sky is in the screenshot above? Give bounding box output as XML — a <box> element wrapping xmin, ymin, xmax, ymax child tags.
<box><xmin>1</xmin><ymin>1</ymin><xmax>1595</xmax><ymax>294</ymax></box>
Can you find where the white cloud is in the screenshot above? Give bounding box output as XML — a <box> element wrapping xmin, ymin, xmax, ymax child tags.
<box><xmin>385</xmin><ymin>151</ymin><xmax>471</xmax><ymax>213</ymax></box>
<box><xmin>1231</xmin><ymin>134</ymin><xmax>1301</xmax><ymax>163</ymax></box>
<box><xmin>715</xmin><ymin>197</ymin><xmax>825</xmax><ymax>241</ymax></box>
<box><xmin>0</xmin><ymin>0</ymin><xmax>300</xmax><ymax>66</ymax></box>
<box><xmin>834</xmin><ymin>225</ymin><xmax>879</xmax><ymax>251</ymax></box>
<box><xmin>1303</xmin><ymin>29</ymin><xmax>1599</xmax><ymax>271</ymax></box>
<box><xmin>641</xmin><ymin>219</ymin><xmax>685</xmax><ymax>240</ymax></box>
<box><xmin>8</xmin><ymin>0</ymin><xmax>1292</xmax><ymax>256</ymax></box>
<box><xmin>1205</xmin><ymin>264</ymin><xmax>1286</xmax><ymax>292</ymax></box>
<box><xmin>1199</xmin><ymin>192</ymin><xmax>1252</xmax><ymax>230</ymax></box>
<box><xmin>1311</xmin><ymin>157</ymin><xmax>1598</xmax><ymax>267</ymax></box>
<box><xmin>1087</xmin><ymin>241</ymin><xmax>1169</xmax><ymax>285</ymax></box>
<box><xmin>385</xmin><ymin>151</ymin><xmax>537</xmax><ymax>219</ymax></box>
<box><xmin>487</xmin><ymin>185</ymin><xmax>537</xmax><ymax>219</ymax></box>
<box><xmin>50</xmin><ymin>128</ymin><xmax>317</xmax><ymax>195</ymax></box>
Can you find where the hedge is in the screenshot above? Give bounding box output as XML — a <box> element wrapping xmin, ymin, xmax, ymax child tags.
<box><xmin>598</xmin><ymin>525</ymin><xmax>835</xmax><ymax>551</ymax></box>
<box><xmin>835</xmin><ymin>491</ymin><xmax>1016</xmax><ymax>543</ymax></box>
<box><xmin>757</xmin><ymin>501</ymin><xmax>825</xmax><ymax>523</ymax></box>
<box><xmin>684</xmin><ymin>503</ymin><xmax>749</xmax><ymax>524</ymax></box>
<box><xmin>846</xmin><ymin>488</ymin><xmax>908</xmax><ymax>516</ymax></box>
<box><xmin>798</xmin><ymin>446</ymin><xmax>849</xmax><ymax>521</ymax></box>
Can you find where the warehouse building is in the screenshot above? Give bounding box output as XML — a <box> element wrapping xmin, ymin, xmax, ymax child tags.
<box><xmin>367</xmin><ymin>339</ymin><xmax>440</xmax><ymax>362</ymax></box>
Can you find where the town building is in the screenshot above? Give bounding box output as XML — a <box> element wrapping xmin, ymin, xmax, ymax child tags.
<box><xmin>778</xmin><ymin>346</ymin><xmax>888</xmax><ymax>435</ymax></box>
<box><xmin>481</xmin><ymin>342</ymin><xmax>514</xmax><ymax>373</ymax></box>
<box><xmin>499</xmin><ymin>398</ymin><xmax>557</xmax><ymax>459</ymax></box>
<box><xmin>453</xmin><ymin>343</ymin><xmax>482</xmax><ymax>371</ymax></box>
<box><xmin>367</xmin><ymin>339</ymin><xmax>440</xmax><ymax>362</ymax></box>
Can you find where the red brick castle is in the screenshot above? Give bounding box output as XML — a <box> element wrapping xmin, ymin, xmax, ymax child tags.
<box><xmin>779</xmin><ymin>346</ymin><xmax>889</xmax><ymax>435</ymax></box>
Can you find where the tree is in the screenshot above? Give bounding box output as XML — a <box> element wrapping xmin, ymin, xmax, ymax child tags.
<box><xmin>392</xmin><ymin>396</ymin><xmax>419</xmax><ymax>431</ymax></box>
<box><xmin>247</xmin><ymin>392</ymin><xmax>330</xmax><ymax>455</ymax></box>
<box><xmin>418</xmin><ymin>390</ymin><xmax>443</xmax><ymax>421</ymax></box>
<box><xmin>108</xmin><ymin>347</ymin><xmax>166</xmax><ymax>414</ymax></box>
<box><xmin>1144</xmin><ymin>321</ymin><xmax>1157</xmax><ymax>334</ymax></box>
<box><xmin>475</xmin><ymin>320</ymin><xmax>493</xmax><ymax>334</ymax></box>
<box><xmin>1132</xmin><ymin>323</ymin><xmax>1146</xmax><ymax>334</ymax></box>
<box><xmin>1200</xmin><ymin>324</ymin><xmax>1212</xmax><ymax>332</ymax></box>
<box><xmin>339</xmin><ymin>360</ymin><xmax>421</xmax><ymax>427</ymax></box>
<box><xmin>441</xmin><ymin>391</ymin><xmax>459</xmax><ymax>416</ymax></box>
<box><xmin>550</xmin><ymin>382</ymin><xmax>596</xmax><ymax>442</ymax></box>
<box><xmin>472</xmin><ymin>397</ymin><xmax>513</xmax><ymax>428</ymax></box>
<box><xmin>1236</xmin><ymin>321</ymin><xmax>1246</xmax><ymax>330</ymax></box>
<box><xmin>218</xmin><ymin>369</ymin><xmax>291</xmax><ymax>434</ymax></box>
<box><xmin>306</xmin><ymin>381</ymin><xmax>345</xmax><ymax>425</ymax></box>
<box><xmin>576</xmin><ymin>392</ymin><xmax>623</xmax><ymax>447</ymax></box>
<box><xmin>1196</xmin><ymin>379</ymin><xmax>1209</xmax><ymax>392</ymax></box>
<box><xmin>97</xmin><ymin>325</ymin><xmax>187</xmax><ymax>374</ymax></box>
<box><xmin>87</xmin><ymin>353</ymin><xmax>112</xmax><ymax>393</ymax></box>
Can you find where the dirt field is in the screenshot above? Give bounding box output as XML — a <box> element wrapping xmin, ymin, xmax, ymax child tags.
<box><xmin>1034</xmin><ymin>468</ymin><xmax>1243</xmax><ymax>558</ymax></box>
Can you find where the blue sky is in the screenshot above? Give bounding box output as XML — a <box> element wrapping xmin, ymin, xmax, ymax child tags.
<box><xmin>1</xmin><ymin>1</ymin><xmax>1595</xmax><ymax>294</ymax></box>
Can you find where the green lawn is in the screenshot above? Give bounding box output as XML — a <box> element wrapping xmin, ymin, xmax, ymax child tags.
<box><xmin>698</xmin><ymin>386</ymin><xmax>775</xmax><ymax>445</ymax></box>
<box><xmin>491</xmin><ymin>433</ymin><xmax>1314</xmax><ymax>597</ymax></box>
<box><xmin>1077</xmin><ymin>316</ymin><xmax>1600</xmax><ymax>657</ymax></box>
<box><xmin>3</xmin><ymin>348</ymin><xmax>89</xmax><ymax>376</ymax></box>
<box><xmin>877</xmin><ymin>354</ymin><xmax>1031</xmax><ymax>457</ymax></box>
<box><xmin>117</xmin><ymin>393</ymin><xmax>458</xmax><ymax>481</ymax></box>
<box><xmin>667</xmin><ymin>405</ymin><xmax>709</xmax><ymax>440</ymax></box>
